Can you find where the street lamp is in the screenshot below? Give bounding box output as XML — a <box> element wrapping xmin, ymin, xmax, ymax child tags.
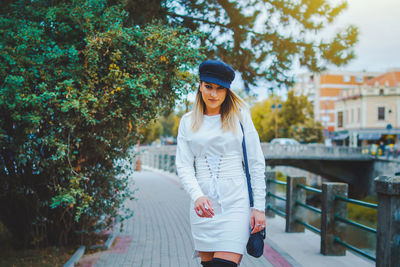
<box><xmin>271</xmin><ymin>103</ymin><xmax>282</xmax><ymax>138</ymax></box>
<box><xmin>321</xmin><ymin>100</ymin><xmax>330</xmax><ymax>138</ymax></box>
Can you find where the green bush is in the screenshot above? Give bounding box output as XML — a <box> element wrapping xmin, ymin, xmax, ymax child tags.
<box><xmin>0</xmin><ymin>0</ymin><xmax>203</xmax><ymax>247</ymax></box>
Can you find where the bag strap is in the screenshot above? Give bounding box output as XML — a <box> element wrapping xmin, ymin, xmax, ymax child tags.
<box><xmin>240</xmin><ymin>122</ymin><xmax>254</xmax><ymax>207</ymax></box>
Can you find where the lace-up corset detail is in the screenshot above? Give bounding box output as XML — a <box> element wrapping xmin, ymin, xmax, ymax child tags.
<box><xmin>195</xmin><ymin>153</ymin><xmax>245</xmax><ymax>180</ymax></box>
<box><xmin>195</xmin><ymin>153</ymin><xmax>246</xmax><ymax>212</ymax></box>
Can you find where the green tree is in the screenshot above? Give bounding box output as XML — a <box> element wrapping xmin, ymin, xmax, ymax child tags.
<box><xmin>140</xmin><ymin>111</ymin><xmax>181</xmax><ymax>144</ymax></box>
<box><xmin>290</xmin><ymin>119</ymin><xmax>324</xmax><ymax>143</ymax></box>
<box><xmin>251</xmin><ymin>98</ymin><xmax>275</xmax><ymax>142</ymax></box>
<box><xmin>280</xmin><ymin>91</ymin><xmax>323</xmax><ymax>142</ymax></box>
<box><xmin>140</xmin><ymin>120</ymin><xmax>163</xmax><ymax>144</ymax></box>
<box><xmin>159</xmin><ymin>112</ymin><xmax>178</xmax><ymax>137</ymax></box>
<box><xmin>279</xmin><ymin>90</ymin><xmax>312</xmax><ymax>133</ymax></box>
<box><xmin>0</xmin><ymin>0</ymin><xmax>203</xmax><ymax>247</ymax></box>
<box><xmin>126</xmin><ymin>0</ymin><xmax>358</xmax><ymax>89</ymax></box>
<box><xmin>251</xmin><ymin>91</ymin><xmax>323</xmax><ymax>142</ymax></box>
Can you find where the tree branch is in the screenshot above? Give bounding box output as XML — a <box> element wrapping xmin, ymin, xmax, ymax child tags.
<box><xmin>166</xmin><ymin>12</ymin><xmax>233</xmax><ymax>31</ymax></box>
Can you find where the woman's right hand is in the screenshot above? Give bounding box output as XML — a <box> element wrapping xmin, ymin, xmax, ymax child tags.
<box><xmin>194</xmin><ymin>196</ymin><xmax>215</xmax><ymax>218</ymax></box>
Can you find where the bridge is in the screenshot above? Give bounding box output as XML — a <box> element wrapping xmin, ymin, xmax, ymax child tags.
<box><xmin>140</xmin><ymin>144</ymin><xmax>400</xmax><ymax>197</ymax></box>
<box><xmin>260</xmin><ymin>143</ymin><xmax>400</xmax><ymax>197</ymax></box>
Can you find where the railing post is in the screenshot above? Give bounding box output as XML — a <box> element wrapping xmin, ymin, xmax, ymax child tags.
<box><xmin>375</xmin><ymin>176</ymin><xmax>400</xmax><ymax>267</ymax></box>
<box><xmin>285</xmin><ymin>176</ymin><xmax>306</xmax><ymax>232</ymax></box>
<box><xmin>169</xmin><ymin>155</ymin><xmax>173</xmax><ymax>173</ymax></box>
<box><xmin>265</xmin><ymin>171</ymin><xmax>276</xmax><ymax>218</ymax></box>
<box><xmin>165</xmin><ymin>154</ymin><xmax>169</xmax><ymax>172</ymax></box>
<box><xmin>321</xmin><ymin>182</ymin><xmax>347</xmax><ymax>255</ymax></box>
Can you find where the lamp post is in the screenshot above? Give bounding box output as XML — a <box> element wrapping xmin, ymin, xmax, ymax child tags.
<box><xmin>271</xmin><ymin>102</ymin><xmax>282</xmax><ymax>138</ymax></box>
<box><xmin>321</xmin><ymin>100</ymin><xmax>330</xmax><ymax>139</ymax></box>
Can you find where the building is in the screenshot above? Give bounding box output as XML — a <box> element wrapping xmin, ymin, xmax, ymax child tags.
<box><xmin>334</xmin><ymin>70</ymin><xmax>400</xmax><ymax>147</ymax></box>
<box><xmin>293</xmin><ymin>71</ymin><xmax>379</xmax><ymax>137</ymax></box>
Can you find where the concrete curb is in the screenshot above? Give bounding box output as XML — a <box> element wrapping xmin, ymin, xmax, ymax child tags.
<box><xmin>64</xmin><ymin>226</ymin><xmax>116</xmax><ymax>266</ymax></box>
<box><xmin>103</xmin><ymin>234</ymin><xmax>116</xmax><ymax>250</ymax></box>
<box><xmin>265</xmin><ymin>236</ymin><xmax>303</xmax><ymax>267</ymax></box>
<box><xmin>63</xmin><ymin>246</ymin><xmax>85</xmax><ymax>267</ymax></box>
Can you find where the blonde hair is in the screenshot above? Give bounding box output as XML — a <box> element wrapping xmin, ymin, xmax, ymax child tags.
<box><xmin>191</xmin><ymin>83</ymin><xmax>247</xmax><ymax>133</ymax></box>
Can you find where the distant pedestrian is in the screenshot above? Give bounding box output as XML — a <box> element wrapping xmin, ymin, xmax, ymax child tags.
<box><xmin>379</xmin><ymin>141</ymin><xmax>385</xmax><ymax>156</ymax></box>
<box><xmin>387</xmin><ymin>143</ymin><xmax>394</xmax><ymax>158</ymax></box>
<box><xmin>394</xmin><ymin>143</ymin><xmax>399</xmax><ymax>158</ymax></box>
<box><xmin>176</xmin><ymin>60</ymin><xmax>266</xmax><ymax>267</ymax></box>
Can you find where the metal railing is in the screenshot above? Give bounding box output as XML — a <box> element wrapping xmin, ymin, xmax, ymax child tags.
<box><xmin>333</xmin><ymin>195</ymin><xmax>377</xmax><ymax>260</ymax></box>
<box><xmin>266</xmin><ymin>178</ymin><xmax>287</xmax><ymax>217</ymax></box>
<box><xmin>267</xmin><ymin>192</ymin><xmax>286</xmax><ymax>202</ymax></box>
<box><xmin>334</xmin><ymin>237</ymin><xmax>376</xmax><ymax>261</ymax></box>
<box><xmin>266</xmin><ymin>175</ymin><xmax>377</xmax><ymax>261</ymax></box>
<box><xmin>294</xmin><ymin>183</ymin><xmax>322</xmax><ymax>234</ymax></box>
<box><xmin>296</xmin><ymin>184</ymin><xmax>322</xmax><ymax>194</ymax></box>
<box><xmin>141</xmin><ymin>144</ymin><xmax>375</xmax><ymax>162</ymax></box>
<box><xmin>261</xmin><ymin>143</ymin><xmax>371</xmax><ymax>160</ymax></box>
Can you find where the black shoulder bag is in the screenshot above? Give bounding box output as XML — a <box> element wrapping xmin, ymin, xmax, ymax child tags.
<box><xmin>240</xmin><ymin>122</ymin><xmax>266</xmax><ymax>258</ymax></box>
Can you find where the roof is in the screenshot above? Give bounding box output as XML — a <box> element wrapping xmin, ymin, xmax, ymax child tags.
<box><xmin>365</xmin><ymin>71</ymin><xmax>400</xmax><ymax>87</ymax></box>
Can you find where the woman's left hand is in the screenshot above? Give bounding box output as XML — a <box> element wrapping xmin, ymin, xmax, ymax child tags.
<box><xmin>250</xmin><ymin>209</ymin><xmax>266</xmax><ymax>234</ymax></box>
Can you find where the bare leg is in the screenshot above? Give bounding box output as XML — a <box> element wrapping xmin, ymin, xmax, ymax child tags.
<box><xmin>199</xmin><ymin>251</ymin><xmax>214</xmax><ymax>262</ymax></box>
<box><xmin>213</xmin><ymin>252</ymin><xmax>242</xmax><ymax>264</ymax></box>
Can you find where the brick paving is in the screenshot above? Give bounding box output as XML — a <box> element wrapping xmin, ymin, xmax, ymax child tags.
<box><xmin>93</xmin><ymin>170</ymin><xmax>274</xmax><ymax>267</ymax></box>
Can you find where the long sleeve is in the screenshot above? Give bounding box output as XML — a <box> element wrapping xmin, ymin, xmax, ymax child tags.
<box><xmin>175</xmin><ymin>114</ymin><xmax>204</xmax><ymax>202</ymax></box>
<box><xmin>241</xmin><ymin>109</ymin><xmax>266</xmax><ymax>212</ymax></box>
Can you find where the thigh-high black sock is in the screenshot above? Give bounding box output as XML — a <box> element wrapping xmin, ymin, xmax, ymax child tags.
<box><xmin>201</xmin><ymin>260</ymin><xmax>212</xmax><ymax>267</ymax></box>
<box><xmin>210</xmin><ymin>257</ymin><xmax>238</xmax><ymax>267</ymax></box>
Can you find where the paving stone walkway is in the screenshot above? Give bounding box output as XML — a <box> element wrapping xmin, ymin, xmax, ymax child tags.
<box><xmin>92</xmin><ymin>170</ymin><xmax>274</xmax><ymax>267</ymax></box>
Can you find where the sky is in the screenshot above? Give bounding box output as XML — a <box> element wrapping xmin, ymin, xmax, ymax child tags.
<box><xmin>324</xmin><ymin>0</ymin><xmax>400</xmax><ymax>73</ymax></box>
<box><xmin>244</xmin><ymin>0</ymin><xmax>400</xmax><ymax>100</ymax></box>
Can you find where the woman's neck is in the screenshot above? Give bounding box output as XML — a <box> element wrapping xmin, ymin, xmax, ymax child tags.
<box><xmin>205</xmin><ymin>107</ymin><xmax>221</xmax><ymax>116</ymax></box>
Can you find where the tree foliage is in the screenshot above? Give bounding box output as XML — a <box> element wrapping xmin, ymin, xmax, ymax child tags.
<box><xmin>0</xmin><ymin>0</ymin><xmax>203</xmax><ymax>247</ymax></box>
<box><xmin>140</xmin><ymin>111</ymin><xmax>181</xmax><ymax>144</ymax></box>
<box><xmin>126</xmin><ymin>0</ymin><xmax>359</xmax><ymax>90</ymax></box>
<box><xmin>251</xmin><ymin>91</ymin><xmax>323</xmax><ymax>142</ymax></box>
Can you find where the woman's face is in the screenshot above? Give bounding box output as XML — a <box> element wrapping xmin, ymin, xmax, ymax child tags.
<box><xmin>199</xmin><ymin>81</ymin><xmax>228</xmax><ymax>113</ymax></box>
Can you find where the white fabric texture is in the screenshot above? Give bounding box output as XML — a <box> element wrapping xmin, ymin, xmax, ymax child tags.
<box><xmin>175</xmin><ymin>109</ymin><xmax>266</xmax><ymax>257</ymax></box>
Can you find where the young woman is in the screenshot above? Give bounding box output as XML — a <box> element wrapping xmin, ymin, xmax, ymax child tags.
<box><xmin>176</xmin><ymin>60</ymin><xmax>266</xmax><ymax>267</ymax></box>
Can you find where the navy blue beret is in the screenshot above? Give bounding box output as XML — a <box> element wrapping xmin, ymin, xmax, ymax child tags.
<box><xmin>199</xmin><ymin>60</ymin><xmax>235</xmax><ymax>89</ymax></box>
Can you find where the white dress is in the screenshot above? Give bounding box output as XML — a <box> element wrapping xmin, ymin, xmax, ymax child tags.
<box><xmin>175</xmin><ymin>109</ymin><xmax>266</xmax><ymax>258</ymax></box>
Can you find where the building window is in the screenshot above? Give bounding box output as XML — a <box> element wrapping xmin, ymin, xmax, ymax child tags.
<box><xmin>379</xmin><ymin>89</ymin><xmax>384</xmax><ymax>95</ymax></box>
<box><xmin>357</xmin><ymin>108</ymin><xmax>361</xmax><ymax>123</ymax></box>
<box><xmin>338</xmin><ymin>111</ymin><xmax>343</xmax><ymax>128</ymax></box>
<box><xmin>343</xmin><ymin>75</ymin><xmax>351</xmax><ymax>83</ymax></box>
<box><xmin>378</xmin><ymin>107</ymin><xmax>385</xmax><ymax>120</ymax></box>
<box><xmin>355</xmin><ymin>76</ymin><xmax>364</xmax><ymax>83</ymax></box>
<box><xmin>351</xmin><ymin>109</ymin><xmax>354</xmax><ymax>123</ymax></box>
